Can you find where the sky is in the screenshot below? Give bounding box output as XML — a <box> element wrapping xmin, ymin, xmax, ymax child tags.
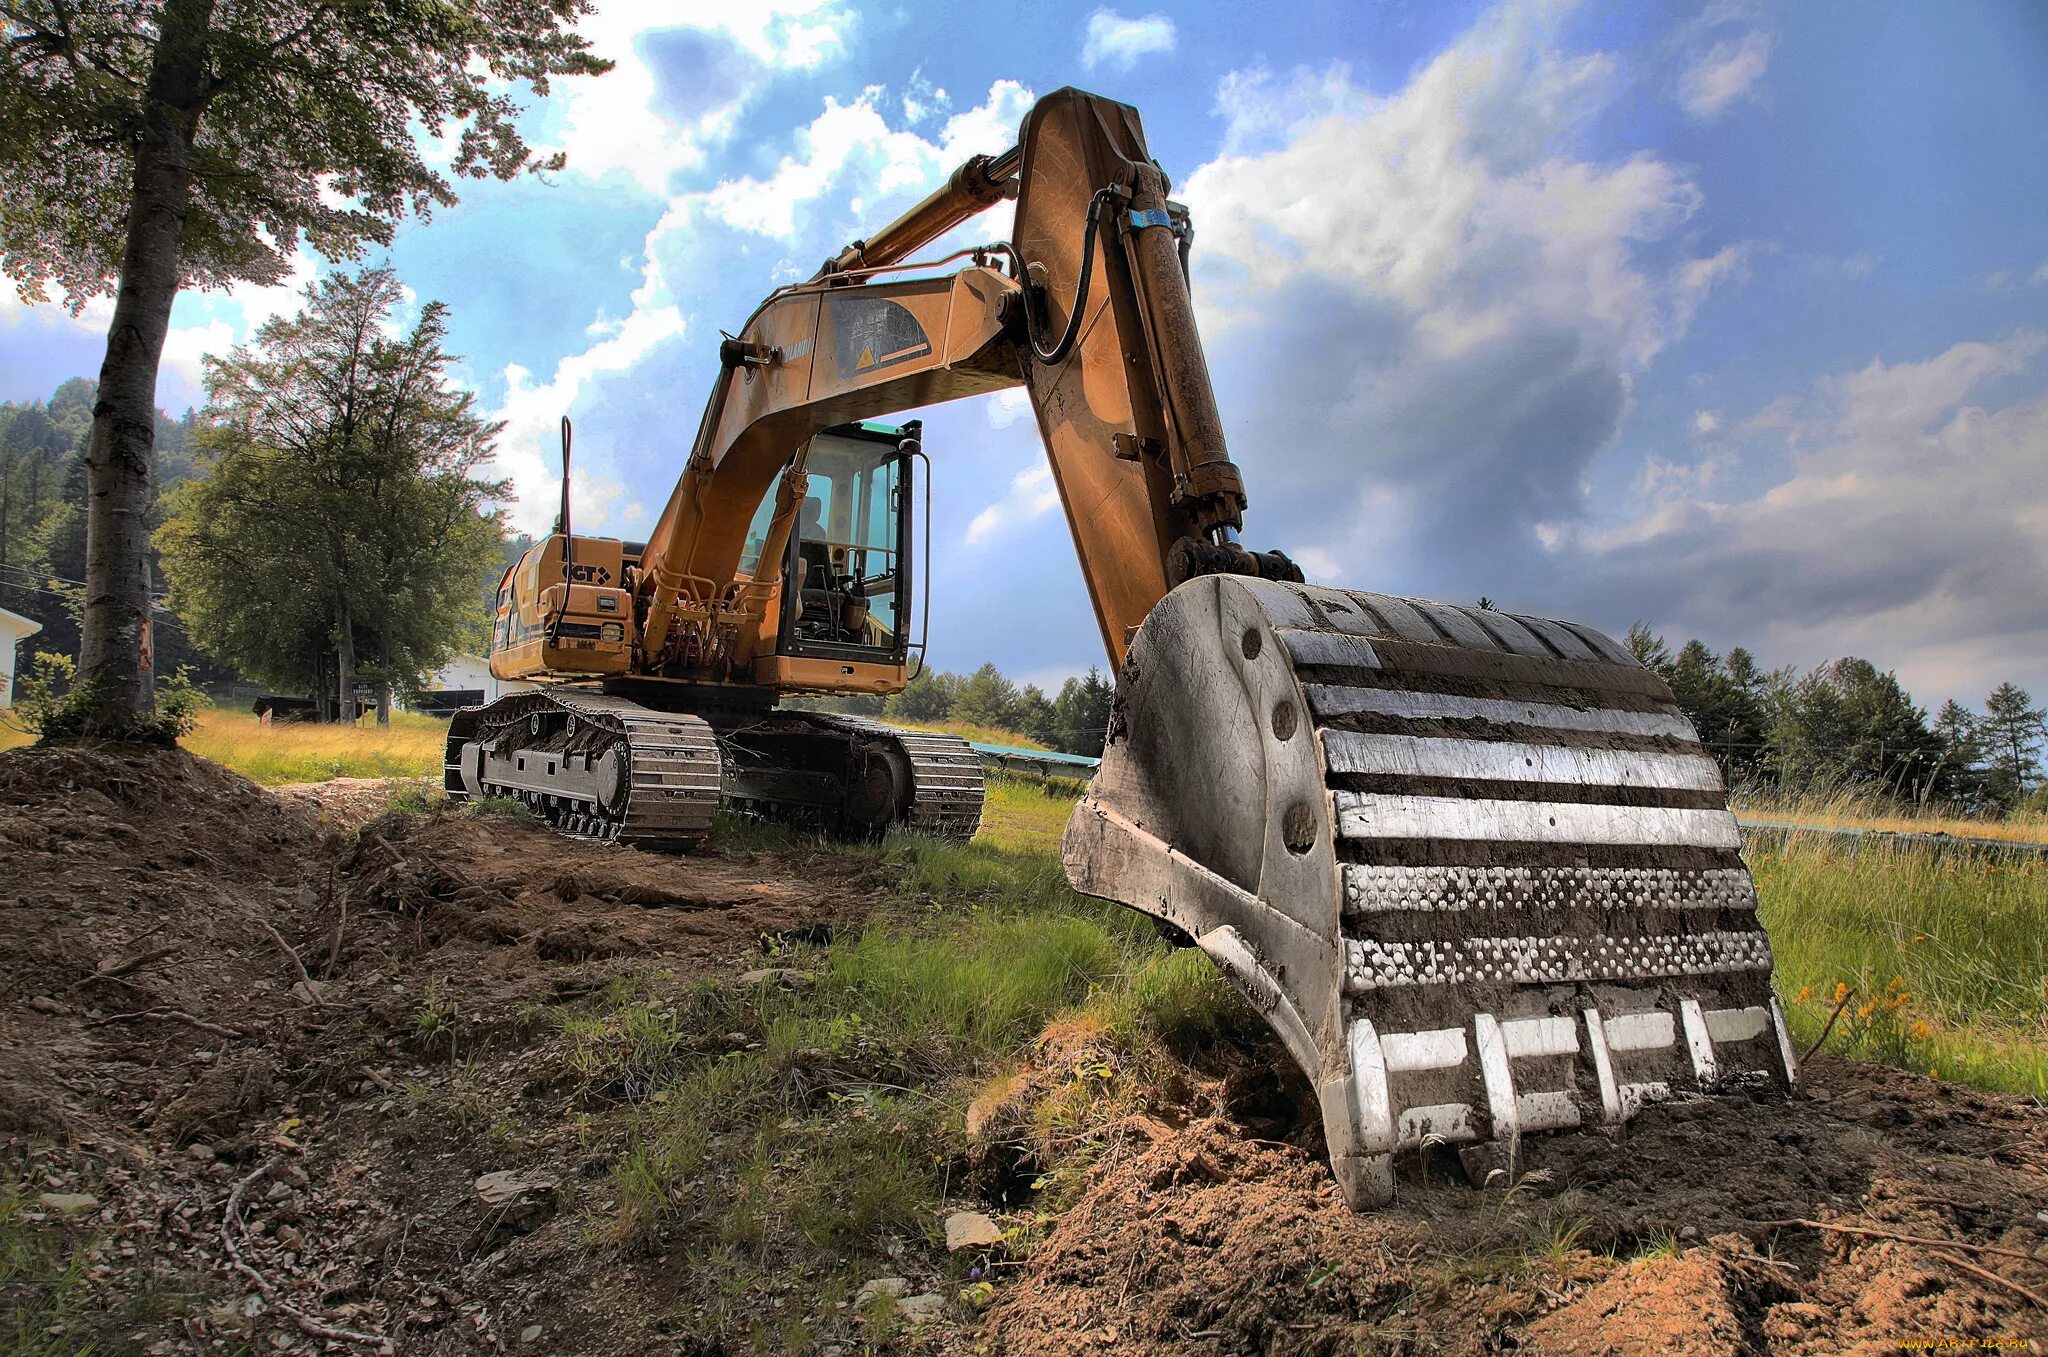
<box><xmin>3</xmin><ymin>0</ymin><xmax>2046</xmax><ymax>707</ymax></box>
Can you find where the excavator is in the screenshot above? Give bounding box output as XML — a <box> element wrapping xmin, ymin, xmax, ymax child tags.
<box><xmin>449</xmin><ymin>88</ymin><xmax>1796</xmax><ymax>1207</ymax></box>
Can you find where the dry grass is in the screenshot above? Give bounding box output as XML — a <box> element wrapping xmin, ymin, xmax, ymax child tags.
<box><xmin>182</xmin><ymin>708</ymin><xmax>449</xmax><ymax>785</ymax></box>
<box><xmin>4</xmin><ymin>703</ymin><xmax>449</xmax><ymax>783</ymax></box>
<box><xmin>890</xmin><ymin>719</ymin><xmax>1053</xmax><ymax>751</ymax></box>
<box><xmin>1734</xmin><ymin>788</ymin><xmax>2048</xmax><ymax>846</ymax></box>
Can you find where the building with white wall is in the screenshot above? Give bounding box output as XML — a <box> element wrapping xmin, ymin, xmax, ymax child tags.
<box><xmin>413</xmin><ymin>653</ymin><xmax>532</xmax><ymax>713</ymax></box>
<box><xmin>0</xmin><ymin>607</ymin><xmax>43</xmax><ymax>707</ymax></box>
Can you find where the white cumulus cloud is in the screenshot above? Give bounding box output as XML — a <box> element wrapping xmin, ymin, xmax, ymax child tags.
<box><xmin>1176</xmin><ymin>3</ymin><xmax>1750</xmax><ymax>596</ymax></box>
<box><xmin>964</xmin><ymin>464</ymin><xmax>1060</xmax><ymax>544</ymax></box>
<box><xmin>1081</xmin><ymin>10</ymin><xmax>1176</xmax><ymax>71</ymax></box>
<box><xmin>1673</xmin><ymin>8</ymin><xmax>1775</xmax><ymax>121</ymax></box>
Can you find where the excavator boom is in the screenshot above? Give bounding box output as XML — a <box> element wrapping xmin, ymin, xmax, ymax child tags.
<box><xmin>452</xmin><ymin>87</ymin><xmax>1794</xmax><ymax>1209</ymax></box>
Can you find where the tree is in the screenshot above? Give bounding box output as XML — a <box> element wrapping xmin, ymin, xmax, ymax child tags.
<box><xmin>155</xmin><ymin>267</ymin><xmax>506</xmax><ymax>720</ymax></box>
<box><xmin>1662</xmin><ymin>639</ymin><xmax>1768</xmax><ymax>784</ymax></box>
<box><xmin>1012</xmin><ymin>683</ymin><xmax>1057</xmax><ymax>747</ymax></box>
<box><xmin>1928</xmin><ymin>698</ymin><xmax>1988</xmax><ymax>811</ymax></box>
<box><xmin>1763</xmin><ymin>657</ymin><xmax>1942</xmax><ymax>799</ymax></box>
<box><xmin>1980</xmin><ymin>683</ymin><xmax>2045</xmax><ymax>810</ymax></box>
<box><xmin>886</xmin><ymin>667</ymin><xmax>959</xmax><ymax>722</ymax></box>
<box><xmin>1051</xmin><ymin>666</ymin><xmax>1115</xmax><ymax>758</ymax></box>
<box><xmin>951</xmin><ymin>662</ymin><xmax>1020</xmax><ymax>730</ymax></box>
<box><xmin>1624</xmin><ymin>621</ymin><xmax>1672</xmax><ymax>673</ymax></box>
<box><xmin>1</xmin><ymin>2</ymin><xmax>607</xmax><ymax>737</ymax></box>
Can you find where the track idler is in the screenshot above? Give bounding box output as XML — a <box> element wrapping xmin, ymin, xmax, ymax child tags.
<box><xmin>1062</xmin><ymin>576</ymin><xmax>1795</xmax><ymax>1208</ymax></box>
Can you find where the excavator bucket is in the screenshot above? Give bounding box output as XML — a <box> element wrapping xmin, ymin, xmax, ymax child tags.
<box><xmin>1063</xmin><ymin>576</ymin><xmax>1796</xmax><ymax>1208</ymax></box>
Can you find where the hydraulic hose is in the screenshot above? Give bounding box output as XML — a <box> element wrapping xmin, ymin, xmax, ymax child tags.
<box><xmin>1028</xmin><ymin>188</ymin><xmax>1118</xmax><ymax>366</ymax></box>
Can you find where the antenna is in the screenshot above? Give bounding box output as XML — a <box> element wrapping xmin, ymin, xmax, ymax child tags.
<box><xmin>558</xmin><ymin>415</ymin><xmax>573</xmax><ymax>540</ymax></box>
<box><xmin>550</xmin><ymin>415</ymin><xmax>573</xmax><ymax>649</ymax></box>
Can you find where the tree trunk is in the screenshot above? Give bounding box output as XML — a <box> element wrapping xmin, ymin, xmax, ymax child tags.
<box><xmin>376</xmin><ymin>683</ymin><xmax>392</xmax><ymax>726</ymax></box>
<box><xmin>76</xmin><ymin>0</ymin><xmax>214</xmax><ymax>736</ymax></box>
<box><xmin>336</xmin><ymin>600</ymin><xmax>356</xmax><ymax>725</ymax></box>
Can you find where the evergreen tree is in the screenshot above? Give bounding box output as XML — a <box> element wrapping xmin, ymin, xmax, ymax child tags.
<box><xmin>951</xmin><ymin>662</ymin><xmax>1020</xmax><ymax>730</ymax></box>
<box><xmin>1764</xmin><ymin>657</ymin><xmax>1943</xmax><ymax>798</ymax></box>
<box><xmin>1624</xmin><ymin>621</ymin><xmax>1673</xmax><ymax>674</ymax></box>
<box><xmin>1928</xmin><ymin>698</ymin><xmax>1988</xmax><ymax>811</ymax></box>
<box><xmin>1980</xmin><ymin>683</ymin><xmax>2046</xmax><ymax>810</ymax></box>
<box><xmin>885</xmin><ymin>667</ymin><xmax>958</xmax><ymax>722</ymax></box>
<box><xmin>1051</xmin><ymin>666</ymin><xmax>1115</xmax><ymax>757</ymax></box>
<box><xmin>1012</xmin><ymin>683</ymin><xmax>1058</xmax><ymax>746</ymax></box>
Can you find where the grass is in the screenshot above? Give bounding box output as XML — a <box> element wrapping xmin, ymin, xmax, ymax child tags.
<box><xmin>3</xmin><ymin>704</ymin><xmax>450</xmax><ymax>782</ymax></box>
<box><xmin>566</xmin><ymin>795</ymin><xmax>1261</xmax><ymax>1339</ymax></box>
<box><xmin>890</xmin><ymin>719</ymin><xmax>1052</xmax><ymax>751</ymax></box>
<box><xmin>1755</xmin><ymin>832</ymin><xmax>2047</xmax><ymax>1094</ymax></box>
<box><xmin>185</xmin><ymin>708</ymin><xmax>448</xmax><ymax>784</ymax></box>
<box><xmin>0</xmin><ymin>1186</ymin><xmax>199</xmax><ymax>1354</ymax></box>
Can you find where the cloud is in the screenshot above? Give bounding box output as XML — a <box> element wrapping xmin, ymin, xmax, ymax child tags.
<box><xmin>536</xmin><ymin>0</ymin><xmax>859</xmax><ymax>197</ymax></box>
<box><xmin>1177</xmin><ymin>4</ymin><xmax>1745</xmax><ymax>600</ymax></box>
<box><xmin>1081</xmin><ymin>10</ymin><xmax>1177</xmax><ymax>71</ymax></box>
<box><xmin>655</xmin><ymin>80</ymin><xmax>1033</xmax><ymax>246</ymax></box>
<box><xmin>964</xmin><ymin>464</ymin><xmax>1060</xmax><ymax>544</ymax></box>
<box><xmin>488</xmin><ymin>301</ymin><xmax>686</xmax><ymax>537</ymax></box>
<box><xmin>1559</xmin><ymin>334</ymin><xmax>2048</xmax><ymax>702</ymax></box>
<box><xmin>1673</xmin><ymin>7</ymin><xmax>1775</xmax><ymax>120</ymax></box>
<box><xmin>479</xmin><ymin>79</ymin><xmax>1035</xmax><ymax>536</ymax></box>
<box><xmin>1693</xmin><ymin>410</ymin><xmax>1720</xmax><ymax>434</ymax></box>
<box><xmin>2034</xmin><ymin>261</ymin><xmax>2048</xmax><ymax>286</ymax></box>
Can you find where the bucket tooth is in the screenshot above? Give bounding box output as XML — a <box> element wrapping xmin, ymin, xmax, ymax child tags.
<box><xmin>1063</xmin><ymin>576</ymin><xmax>1793</xmax><ymax>1209</ymax></box>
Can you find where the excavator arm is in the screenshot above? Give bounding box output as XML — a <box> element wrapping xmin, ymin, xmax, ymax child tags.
<box><xmin>633</xmin><ymin>88</ymin><xmax>1293</xmax><ymax>679</ymax></box>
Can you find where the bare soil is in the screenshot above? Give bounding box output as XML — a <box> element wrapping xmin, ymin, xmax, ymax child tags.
<box><xmin>3</xmin><ymin>746</ymin><xmax>2044</xmax><ymax>1356</ymax></box>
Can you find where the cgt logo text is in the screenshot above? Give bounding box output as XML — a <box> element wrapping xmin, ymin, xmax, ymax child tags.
<box><xmin>564</xmin><ymin>563</ymin><xmax>613</xmax><ymax>585</ymax></box>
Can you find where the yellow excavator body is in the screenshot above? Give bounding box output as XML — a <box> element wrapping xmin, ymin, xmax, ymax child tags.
<box><xmin>447</xmin><ymin>87</ymin><xmax>1793</xmax><ymax>1208</ymax></box>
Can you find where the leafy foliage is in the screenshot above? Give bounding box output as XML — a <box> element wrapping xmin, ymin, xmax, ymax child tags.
<box><xmin>0</xmin><ymin>0</ymin><xmax>611</xmax><ymax>306</ymax></box>
<box><xmin>154</xmin><ymin>266</ymin><xmax>507</xmax><ymax>707</ymax></box>
<box><xmin>6</xmin><ymin>650</ymin><xmax>204</xmax><ymax>745</ymax></box>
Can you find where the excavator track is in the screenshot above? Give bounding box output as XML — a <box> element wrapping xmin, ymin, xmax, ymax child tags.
<box><xmin>1067</xmin><ymin>576</ymin><xmax>1795</xmax><ymax>1208</ymax></box>
<box><xmin>447</xmin><ymin>695</ymin><xmax>984</xmax><ymax>848</ymax></box>
<box><xmin>797</xmin><ymin>713</ymin><xmax>987</xmax><ymax>840</ymax></box>
<box><xmin>713</xmin><ymin>711</ymin><xmax>986</xmax><ymax>841</ymax></box>
<box><xmin>445</xmin><ymin>690</ymin><xmax>721</xmax><ymax>849</ymax></box>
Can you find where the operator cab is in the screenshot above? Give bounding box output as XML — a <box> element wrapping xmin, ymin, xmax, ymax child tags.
<box><xmin>738</xmin><ymin>421</ymin><xmax>915</xmax><ymax>663</ymax></box>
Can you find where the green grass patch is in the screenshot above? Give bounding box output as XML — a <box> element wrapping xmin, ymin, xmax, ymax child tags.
<box><xmin>1755</xmin><ymin>834</ymin><xmax>2048</xmax><ymax>1094</ymax></box>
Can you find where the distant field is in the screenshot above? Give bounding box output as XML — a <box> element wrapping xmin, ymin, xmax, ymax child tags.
<box><xmin>1734</xmin><ymin>789</ymin><xmax>2048</xmax><ymax>847</ymax></box>
<box><xmin>0</xmin><ymin>706</ymin><xmax>446</xmax><ymax>784</ymax></box>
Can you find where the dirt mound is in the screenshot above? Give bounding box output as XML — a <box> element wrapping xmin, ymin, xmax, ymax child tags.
<box><xmin>0</xmin><ymin>743</ymin><xmax>331</xmax><ymax>1138</ymax></box>
<box><xmin>987</xmin><ymin>1058</ymin><xmax>2048</xmax><ymax>1355</ymax></box>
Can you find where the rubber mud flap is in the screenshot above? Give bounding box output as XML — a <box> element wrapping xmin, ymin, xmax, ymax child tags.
<box><xmin>1062</xmin><ymin>576</ymin><xmax>1796</xmax><ymax>1208</ymax></box>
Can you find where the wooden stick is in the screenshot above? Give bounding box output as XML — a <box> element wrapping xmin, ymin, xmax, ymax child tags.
<box><xmin>258</xmin><ymin>919</ymin><xmax>314</xmax><ymax>987</ymax></box>
<box><xmin>83</xmin><ymin>1007</ymin><xmax>243</xmax><ymax>1039</ymax></box>
<box><xmin>1799</xmin><ymin>986</ymin><xmax>1856</xmax><ymax>1063</ymax></box>
<box><xmin>1935</xmin><ymin>1252</ymin><xmax>2048</xmax><ymax>1312</ymax></box>
<box><xmin>220</xmin><ymin>1158</ymin><xmax>385</xmax><ymax>1346</ymax></box>
<box><xmin>1756</xmin><ymin>1219</ymin><xmax>2047</xmax><ymax>1310</ymax></box>
<box><xmin>69</xmin><ymin>943</ymin><xmax>181</xmax><ymax>989</ymax></box>
<box><xmin>321</xmin><ymin>864</ymin><xmax>346</xmax><ymax>980</ymax></box>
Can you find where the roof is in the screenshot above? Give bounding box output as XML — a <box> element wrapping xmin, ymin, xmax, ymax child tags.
<box><xmin>0</xmin><ymin>606</ymin><xmax>42</xmax><ymax>640</ymax></box>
